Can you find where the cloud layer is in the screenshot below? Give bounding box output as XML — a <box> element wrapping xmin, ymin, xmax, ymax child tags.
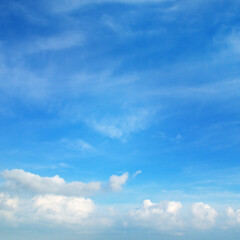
<box><xmin>1</xmin><ymin>169</ymin><xmax>129</xmax><ymax>196</ymax></box>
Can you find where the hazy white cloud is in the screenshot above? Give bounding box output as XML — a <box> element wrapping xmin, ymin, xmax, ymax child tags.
<box><xmin>1</xmin><ymin>169</ymin><xmax>101</xmax><ymax>196</ymax></box>
<box><xmin>191</xmin><ymin>202</ymin><xmax>218</xmax><ymax>228</ymax></box>
<box><xmin>0</xmin><ymin>64</ymin><xmax>49</xmax><ymax>101</ymax></box>
<box><xmin>146</xmin><ymin>79</ymin><xmax>240</xmax><ymax>100</ymax></box>
<box><xmin>62</xmin><ymin>138</ymin><xmax>94</xmax><ymax>151</ymax></box>
<box><xmin>49</xmin><ymin>0</ymin><xmax>170</xmax><ymax>13</ymax></box>
<box><xmin>89</xmin><ymin>110</ymin><xmax>151</xmax><ymax>139</ymax></box>
<box><xmin>33</xmin><ymin>32</ymin><xmax>84</xmax><ymax>52</ymax></box>
<box><xmin>132</xmin><ymin>170</ymin><xmax>142</xmax><ymax>178</ymax></box>
<box><xmin>0</xmin><ymin>192</ymin><xmax>19</xmax><ymax>209</ymax></box>
<box><xmin>226</xmin><ymin>207</ymin><xmax>240</xmax><ymax>224</ymax></box>
<box><xmin>0</xmin><ymin>193</ymin><xmax>19</xmax><ymax>223</ymax></box>
<box><xmin>108</xmin><ymin>172</ymin><xmax>128</xmax><ymax>191</ymax></box>
<box><xmin>226</xmin><ymin>30</ymin><xmax>240</xmax><ymax>54</ymax></box>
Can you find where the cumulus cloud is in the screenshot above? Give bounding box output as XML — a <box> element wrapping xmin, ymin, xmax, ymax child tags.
<box><xmin>191</xmin><ymin>202</ymin><xmax>218</xmax><ymax>228</ymax></box>
<box><xmin>226</xmin><ymin>207</ymin><xmax>240</xmax><ymax>224</ymax></box>
<box><xmin>33</xmin><ymin>194</ymin><xmax>94</xmax><ymax>224</ymax></box>
<box><xmin>130</xmin><ymin>199</ymin><xmax>183</xmax><ymax>230</ymax></box>
<box><xmin>1</xmin><ymin>169</ymin><xmax>130</xmax><ymax>196</ymax></box>
<box><xmin>0</xmin><ymin>192</ymin><xmax>19</xmax><ymax>209</ymax></box>
<box><xmin>0</xmin><ymin>193</ymin><xmax>19</xmax><ymax>222</ymax></box>
<box><xmin>108</xmin><ymin>172</ymin><xmax>129</xmax><ymax>191</ymax></box>
<box><xmin>1</xmin><ymin>169</ymin><xmax>101</xmax><ymax>196</ymax></box>
<box><xmin>0</xmin><ymin>192</ymin><xmax>112</xmax><ymax>228</ymax></box>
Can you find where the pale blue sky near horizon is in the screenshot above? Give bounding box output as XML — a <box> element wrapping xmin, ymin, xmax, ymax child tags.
<box><xmin>1</xmin><ymin>0</ymin><xmax>240</xmax><ymax>239</ymax></box>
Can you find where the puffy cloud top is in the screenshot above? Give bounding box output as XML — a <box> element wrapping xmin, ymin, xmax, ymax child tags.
<box><xmin>130</xmin><ymin>199</ymin><xmax>183</xmax><ymax>230</ymax></box>
<box><xmin>33</xmin><ymin>195</ymin><xmax>94</xmax><ymax>224</ymax></box>
<box><xmin>192</xmin><ymin>202</ymin><xmax>218</xmax><ymax>228</ymax></box>
<box><xmin>1</xmin><ymin>169</ymin><xmax>101</xmax><ymax>196</ymax></box>
<box><xmin>108</xmin><ymin>172</ymin><xmax>129</xmax><ymax>191</ymax></box>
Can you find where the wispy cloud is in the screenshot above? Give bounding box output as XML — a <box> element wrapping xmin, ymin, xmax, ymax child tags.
<box><xmin>33</xmin><ymin>32</ymin><xmax>84</xmax><ymax>52</ymax></box>
<box><xmin>145</xmin><ymin>79</ymin><xmax>240</xmax><ymax>100</ymax></box>
<box><xmin>132</xmin><ymin>170</ymin><xmax>142</xmax><ymax>178</ymax></box>
<box><xmin>88</xmin><ymin>109</ymin><xmax>151</xmax><ymax>140</ymax></box>
<box><xmin>48</xmin><ymin>0</ymin><xmax>172</xmax><ymax>13</ymax></box>
<box><xmin>61</xmin><ymin>138</ymin><xmax>94</xmax><ymax>152</ymax></box>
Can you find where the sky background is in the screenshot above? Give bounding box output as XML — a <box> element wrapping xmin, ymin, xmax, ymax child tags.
<box><xmin>1</xmin><ymin>0</ymin><xmax>240</xmax><ymax>239</ymax></box>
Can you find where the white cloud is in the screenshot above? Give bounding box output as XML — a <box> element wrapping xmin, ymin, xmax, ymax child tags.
<box><xmin>132</xmin><ymin>170</ymin><xmax>142</xmax><ymax>178</ymax></box>
<box><xmin>226</xmin><ymin>207</ymin><xmax>240</xmax><ymax>224</ymax></box>
<box><xmin>89</xmin><ymin>110</ymin><xmax>151</xmax><ymax>139</ymax></box>
<box><xmin>0</xmin><ymin>192</ymin><xmax>112</xmax><ymax>228</ymax></box>
<box><xmin>227</xmin><ymin>30</ymin><xmax>240</xmax><ymax>54</ymax></box>
<box><xmin>0</xmin><ymin>193</ymin><xmax>19</xmax><ymax>223</ymax></box>
<box><xmin>108</xmin><ymin>172</ymin><xmax>128</xmax><ymax>191</ymax></box>
<box><xmin>1</xmin><ymin>169</ymin><xmax>101</xmax><ymax>196</ymax></box>
<box><xmin>34</xmin><ymin>32</ymin><xmax>84</xmax><ymax>52</ymax></box>
<box><xmin>0</xmin><ymin>190</ymin><xmax>238</xmax><ymax>233</ymax></box>
<box><xmin>191</xmin><ymin>202</ymin><xmax>218</xmax><ymax>228</ymax></box>
<box><xmin>32</xmin><ymin>194</ymin><xmax>94</xmax><ymax>224</ymax></box>
<box><xmin>0</xmin><ymin>192</ymin><xmax>19</xmax><ymax>209</ymax></box>
<box><xmin>1</xmin><ymin>169</ymin><xmax>131</xmax><ymax>196</ymax></box>
<box><xmin>49</xmin><ymin>0</ymin><xmax>170</xmax><ymax>13</ymax></box>
<box><xmin>130</xmin><ymin>199</ymin><xmax>183</xmax><ymax>230</ymax></box>
<box><xmin>62</xmin><ymin>138</ymin><xmax>94</xmax><ymax>151</ymax></box>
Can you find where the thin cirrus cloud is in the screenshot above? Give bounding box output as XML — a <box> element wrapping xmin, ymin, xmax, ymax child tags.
<box><xmin>0</xmin><ymin>169</ymin><xmax>129</xmax><ymax>196</ymax></box>
<box><xmin>132</xmin><ymin>170</ymin><xmax>142</xmax><ymax>178</ymax></box>
<box><xmin>61</xmin><ymin>138</ymin><xmax>94</xmax><ymax>152</ymax></box>
<box><xmin>33</xmin><ymin>32</ymin><xmax>84</xmax><ymax>52</ymax></box>
<box><xmin>48</xmin><ymin>0</ymin><xmax>172</xmax><ymax>13</ymax></box>
<box><xmin>88</xmin><ymin>110</ymin><xmax>151</xmax><ymax>140</ymax></box>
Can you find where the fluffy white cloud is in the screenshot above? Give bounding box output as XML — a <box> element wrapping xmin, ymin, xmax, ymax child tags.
<box><xmin>1</xmin><ymin>169</ymin><xmax>130</xmax><ymax>196</ymax></box>
<box><xmin>130</xmin><ymin>199</ymin><xmax>183</xmax><ymax>230</ymax></box>
<box><xmin>191</xmin><ymin>202</ymin><xmax>218</xmax><ymax>228</ymax></box>
<box><xmin>1</xmin><ymin>169</ymin><xmax>101</xmax><ymax>196</ymax></box>
<box><xmin>0</xmin><ymin>192</ymin><xmax>111</xmax><ymax>228</ymax></box>
<box><xmin>33</xmin><ymin>195</ymin><xmax>94</xmax><ymax>224</ymax></box>
<box><xmin>108</xmin><ymin>172</ymin><xmax>128</xmax><ymax>191</ymax></box>
<box><xmin>0</xmin><ymin>192</ymin><xmax>19</xmax><ymax>209</ymax></box>
<box><xmin>226</xmin><ymin>207</ymin><xmax>240</xmax><ymax>223</ymax></box>
<box><xmin>0</xmin><ymin>193</ymin><xmax>19</xmax><ymax>222</ymax></box>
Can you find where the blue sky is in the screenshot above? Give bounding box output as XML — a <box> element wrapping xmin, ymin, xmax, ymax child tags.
<box><xmin>1</xmin><ymin>0</ymin><xmax>240</xmax><ymax>239</ymax></box>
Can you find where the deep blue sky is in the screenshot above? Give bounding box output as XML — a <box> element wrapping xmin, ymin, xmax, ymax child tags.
<box><xmin>1</xmin><ymin>0</ymin><xmax>240</xmax><ymax>239</ymax></box>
